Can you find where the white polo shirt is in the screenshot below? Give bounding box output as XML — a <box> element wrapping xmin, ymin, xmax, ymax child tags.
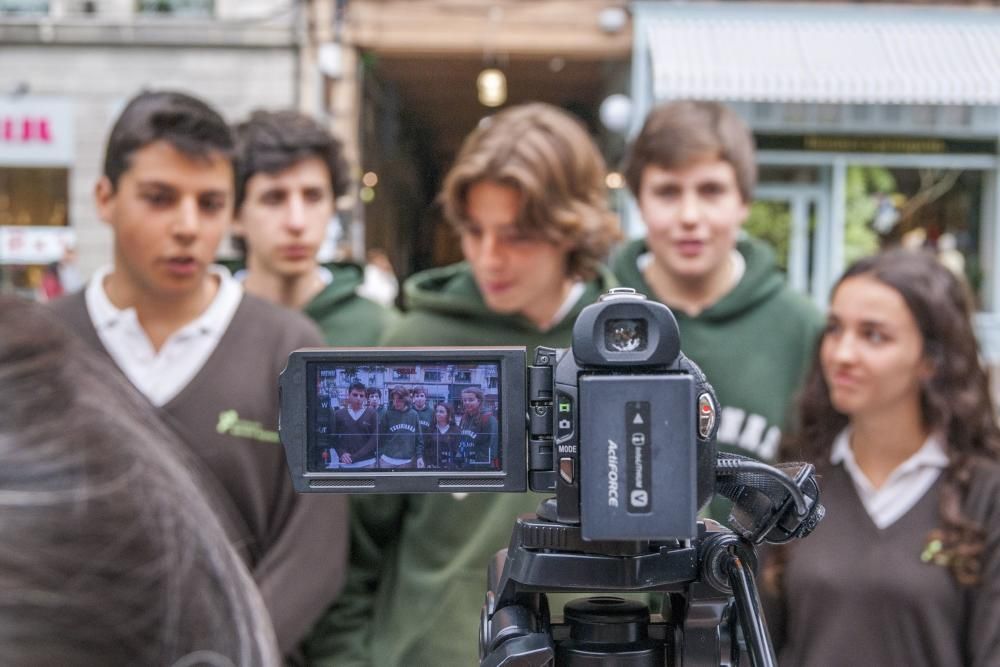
<box><xmin>84</xmin><ymin>265</ymin><xmax>243</xmax><ymax>406</ymax></box>
<box><xmin>831</xmin><ymin>428</ymin><xmax>949</xmax><ymax>529</ymax></box>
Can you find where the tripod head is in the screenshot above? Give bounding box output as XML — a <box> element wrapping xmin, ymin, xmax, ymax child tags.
<box><xmin>480</xmin><ymin>452</ymin><xmax>824</xmax><ymax>667</ymax></box>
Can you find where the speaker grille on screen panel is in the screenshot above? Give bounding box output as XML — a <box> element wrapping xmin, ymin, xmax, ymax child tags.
<box><xmin>438</xmin><ymin>479</ymin><xmax>504</xmax><ymax>488</ymax></box>
<box><xmin>310</xmin><ymin>479</ymin><xmax>375</xmax><ymax>489</ymax></box>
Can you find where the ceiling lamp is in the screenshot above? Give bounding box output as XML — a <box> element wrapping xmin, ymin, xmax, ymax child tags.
<box><xmin>477</xmin><ymin>68</ymin><xmax>507</xmax><ymax>108</ymax></box>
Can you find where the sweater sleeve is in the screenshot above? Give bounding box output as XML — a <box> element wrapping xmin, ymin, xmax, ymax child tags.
<box><xmin>967</xmin><ymin>468</ymin><xmax>1000</xmax><ymax>666</ymax></box>
<box><xmin>255</xmin><ymin>312</ymin><xmax>350</xmax><ymax>655</ymax></box>
<box><xmin>304</xmin><ymin>493</ymin><xmax>409</xmax><ymax>666</ymax></box>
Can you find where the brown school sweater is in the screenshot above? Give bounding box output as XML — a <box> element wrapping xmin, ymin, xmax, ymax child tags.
<box><xmin>50</xmin><ymin>291</ymin><xmax>347</xmax><ymax>657</ymax></box>
<box><xmin>764</xmin><ymin>461</ymin><xmax>1000</xmax><ymax>667</ymax></box>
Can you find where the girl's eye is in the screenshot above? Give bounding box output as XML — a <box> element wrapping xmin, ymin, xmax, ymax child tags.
<box><xmin>861</xmin><ymin>326</ymin><xmax>887</xmax><ymax>343</ymax></box>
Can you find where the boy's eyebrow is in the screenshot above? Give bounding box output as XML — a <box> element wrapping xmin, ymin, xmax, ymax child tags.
<box><xmin>135</xmin><ymin>179</ymin><xmax>178</xmax><ymax>189</ymax></box>
<box><xmin>135</xmin><ymin>179</ymin><xmax>227</xmax><ymax>193</ymax></box>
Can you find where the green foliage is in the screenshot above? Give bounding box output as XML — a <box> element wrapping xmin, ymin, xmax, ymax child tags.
<box><xmin>746</xmin><ymin>166</ymin><xmax>896</xmax><ymax>275</ymax></box>
<box><xmin>745</xmin><ymin>201</ymin><xmax>791</xmax><ymax>271</ymax></box>
<box><xmin>844</xmin><ymin>166</ymin><xmax>892</xmax><ymax>264</ymax></box>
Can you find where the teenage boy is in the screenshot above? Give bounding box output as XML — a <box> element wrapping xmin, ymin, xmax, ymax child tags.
<box><xmin>305</xmin><ymin>103</ymin><xmax>621</xmax><ymax>666</ymax></box>
<box><xmin>409</xmin><ymin>385</ymin><xmax>434</xmax><ymax>436</ymax></box>
<box><xmin>366</xmin><ymin>387</ymin><xmax>385</xmax><ymax>420</ymax></box>
<box><xmin>48</xmin><ymin>91</ymin><xmax>347</xmax><ymax>659</ymax></box>
<box><xmin>614</xmin><ymin>100</ymin><xmax>822</xmax><ymax>466</ymax></box>
<box><xmin>321</xmin><ymin>381</ymin><xmax>378</xmax><ymax>469</ymax></box>
<box><xmin>231</xmin><ymin>109</ymin><xmax>394</xmax><ymax>344</ymax></box>
<box><xmin>378</xmin><ymin>385</ymin><xmax>423</xmax><ymax>468</ymax></box>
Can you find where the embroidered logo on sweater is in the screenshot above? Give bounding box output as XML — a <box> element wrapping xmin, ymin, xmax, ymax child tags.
<box><xmin>921</xmin><ymin>538</ymin><xmax>948</xmax><ymax>566</ymax></box>
<box><xmin>216</xmin><ymin>410</ymin><xmax>279</xmax><ymax>443</ymax></box>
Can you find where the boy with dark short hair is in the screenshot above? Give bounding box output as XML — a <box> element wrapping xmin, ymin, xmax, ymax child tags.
<box><xmin>231</xmin><ymin>109</ymin><xmax>394</xmax><ymax>345</ymax></box>
<box><xmin>614</xmin><ymin>100</ymin><xmax>822</xmax><ymax>470</ymax></box>
<box><xmin>366</xmin><ymin>386</ymin><xmax>385</xmax><ymax>420</ymax></box>
<box><xmin>320</xmin><ymin>381</ymin><xmax>378</xmax><ymax>469</ymax></box>
<box><xmin>48</xmin><ymin>90</ymin><xmax>347</xmax><ymax>660</ymax></box>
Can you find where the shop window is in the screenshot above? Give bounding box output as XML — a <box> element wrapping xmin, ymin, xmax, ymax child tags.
<box><xmin>845</xmin><ymin>167</ymin><xmax>986</xmax><ymax>308</ymax></box>
<box><xmin>0</xmin><ymin>167</ymin><xmax>68</xmax><ymax>227</ymax></box>
<box><xmin>0</xmin><ymin>167</ymin><xmax>71</xmax><ymax>301</ymax></box>
<box><xmin>136</xmin><ymin>0</ymin><xmax>213</xmax><ymax>16</ymax></box>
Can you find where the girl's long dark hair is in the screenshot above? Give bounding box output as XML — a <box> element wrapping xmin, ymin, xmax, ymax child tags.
<box><xmin>772</xmin><ymin>249</ymin><xmax>1000</xmax><ymax>588</ymax></box>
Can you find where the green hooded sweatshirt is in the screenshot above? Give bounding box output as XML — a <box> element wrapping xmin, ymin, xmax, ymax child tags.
<box><xmin>612</xmin><ymin>236</ymin><xmax>823</xmax><ymax>463</ymax></box>
<box><xmin>378</xmin><ymin>406</ymin><xmax>423</xmax><ymax>461</ymax></box>
<box><xmin>222</xmin><ymin>260</ymin><xmax>396</xmax><ymax>346</ymax></box>
<box><xmin>305</xmin><ymin>262</ymin><xmax>398</xmax><ymax>346</ymax></box>
<box><xmin>304</xmin><ymin>262</ymin><xmax>617</xmax><ymax>667</ymax></box>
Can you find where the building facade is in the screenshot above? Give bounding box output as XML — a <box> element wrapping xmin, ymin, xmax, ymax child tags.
<box><xmin>0</xmin><ymin>0</ymin><xmax>301</xmax><ymax>296</ymax></box>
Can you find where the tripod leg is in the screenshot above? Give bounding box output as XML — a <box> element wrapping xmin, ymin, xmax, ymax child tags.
<box><xmin>726</xmin><ymin>553</ymin><xmax>777</xmax><ymax>667</ymax></box>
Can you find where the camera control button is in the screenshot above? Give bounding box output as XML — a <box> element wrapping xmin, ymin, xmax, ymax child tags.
<box><xmin>698</xmin><ymin>392</ymin><xmax>717</xmax><ymax>439</ymax></box>
<box><xmin>556</xmin><ymin>392</ymin><xmax>574</xmax><ymax>441</ymax></box>
<box><xmin>559</xmin><ymin>457</ymin><xmax>575</xmax><ymax>484</ymax></box>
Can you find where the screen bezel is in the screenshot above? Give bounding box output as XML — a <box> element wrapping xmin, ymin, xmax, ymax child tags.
<box><xmin>280</xmin><ymin>347</ymin><xmax>527</xmax><ymax>494</ymax></box>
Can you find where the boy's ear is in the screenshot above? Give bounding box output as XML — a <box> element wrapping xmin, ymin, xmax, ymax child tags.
<box><xmin>94</xmin><ymin>176</ymin><xmax>116</xmax><ymax>225</ymax></box>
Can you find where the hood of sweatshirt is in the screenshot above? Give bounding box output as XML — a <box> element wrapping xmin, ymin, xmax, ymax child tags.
<box><xmin>304</xmin><ymin>262</ymin><xmax>367</xmax><ymax>315</ymax></box>
<box><xmin>401</xmin><ymin>262</ymin><xmax>618</xmax><ymax>334</ymax></box>
<box><xmin>611</xmin><ymin>235</ymin><xmax>787</xmax><ymax>324</ymax></box>
<box><xmin>219</xmin><ymin>258</ymin><xmax>366</xmax><ymax>309</ymax></box>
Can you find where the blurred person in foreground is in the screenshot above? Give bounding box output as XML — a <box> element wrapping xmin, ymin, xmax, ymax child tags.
<box><xmin>231</xmin><ymin>109</ymin><xmax>395</xmax><ymax>345</ymax></box>
<box><xmin>0</xmin><ymin>297</ymin><xmax>279</xmax><ymax>666</ymax></box>
<box><xmin>763</xmin><ymin>249</ymin><xmax>1000</xmax><ymax>666</ymax></box>
<box><xmin>47</xmin><ymin>90</ymin><xmax>346</xmax><ymax>660</ymax></box>
<box><xmin>304</xmin><ymin>102</ymin><xmax>621</xmax><ymax>666</ymax></box>
<box><xmin>613</xmin><ymin>101</ymin><xmax>822</xmax><ymax>483</ymax></box>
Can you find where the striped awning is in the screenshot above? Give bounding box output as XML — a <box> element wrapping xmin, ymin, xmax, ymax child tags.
<box><xmin>643</xmin><ymin>3</ymin><xmax>1000</xmax><ymax>106</ymax></box>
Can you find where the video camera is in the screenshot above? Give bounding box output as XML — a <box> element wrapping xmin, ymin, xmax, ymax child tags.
<box><xmin>279</xmin><ymin>288</ymin><xmax>824</xmax><ymax>666</ymax></box>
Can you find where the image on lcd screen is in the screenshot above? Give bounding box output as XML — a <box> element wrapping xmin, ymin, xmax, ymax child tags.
<box><xmin>309</xmin><ymin>362</ymin><xmax>501</xmax><ymax>472</ymax></box>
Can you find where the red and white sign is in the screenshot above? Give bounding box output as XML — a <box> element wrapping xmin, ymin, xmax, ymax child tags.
<box><xmin>0</xmin><ymin>97</ymin><xmax>74</xmax><ymax>167</ymax></box>
<box><xmin>0</xmin><ymin>226</ymin><xmax>76</xmax><ymax>265</ymax></box>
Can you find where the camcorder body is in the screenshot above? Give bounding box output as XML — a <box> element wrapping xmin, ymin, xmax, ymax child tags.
<box><xmin>278</xmin><ymin>289</ymin><xmax>823</xmax><ymax>666</ymax></box>
<box><xmin>279</xmin><ymin>288</ymin><xmax>718</xmax><ymax>542</ymax></box>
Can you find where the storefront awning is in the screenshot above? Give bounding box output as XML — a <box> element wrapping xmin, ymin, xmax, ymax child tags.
<box><xmin>642</xmin><ymin>3</ymin><xmax>1000</xmax><ymax>106</ymax></box>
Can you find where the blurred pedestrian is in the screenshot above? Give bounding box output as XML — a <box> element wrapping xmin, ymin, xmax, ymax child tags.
<box><xmin>47</xmin><ymin>90</ymin><xmax>347</xmax><ymax>660</ymax></box>
<box><xmin>0</xmin><ymin>297</ymin><xmax>279</xmax><ymax>666</ymax></box>
<box><xmin>231</xmin><ymin>109</ymin><xmax>395</xmax><ymax>345</ymax></box>
<box><xmin>764</xmin><ymin>249</ymin><xmax>1000</xmax><ymax>666</ymax></box>
<box><xmin>55</xmin><ymin>245</ymin><xmax>84</xmax><ymax>293</ymax></box>
<box><xmin>358</xmin><ymin>248</ymin><xmax>400</xmax><ymax>307</ymax></box>
<box><xmin>304</xmin><ymin>102</ymin><xmax>621</xmax><ymax>666</ymax></box>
